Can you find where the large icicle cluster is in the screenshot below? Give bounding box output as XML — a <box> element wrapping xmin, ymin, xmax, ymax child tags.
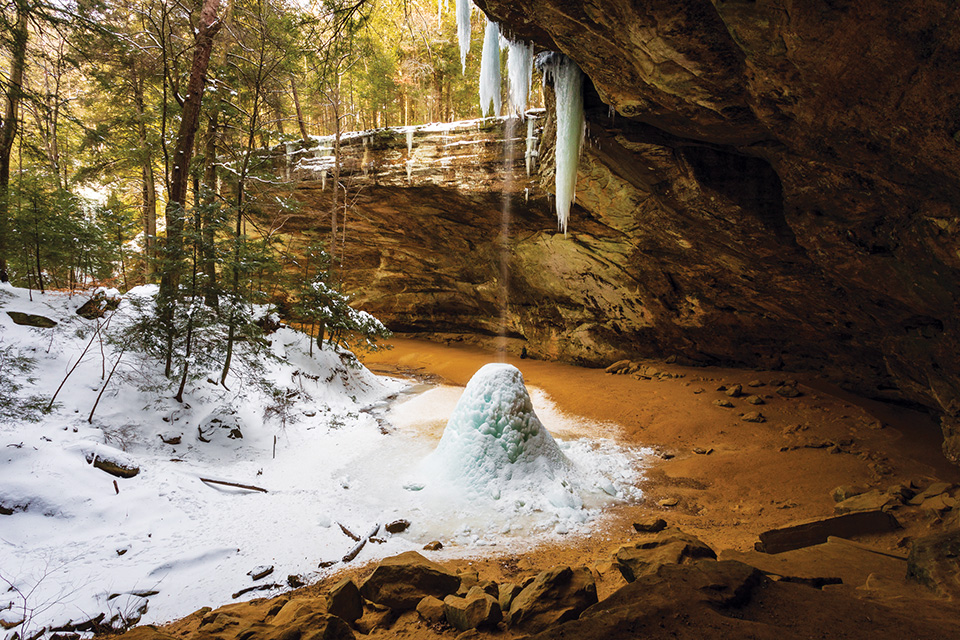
<box><xmin>538</xmin><ymin>52</ymin><xmax>585</xmax><ymax>234</ymax></box>
<box><xmin>479</xmin><ymin>19</ymin><xmax>502</xmax><ymax>116</ymax></box>
<box><xmin>456</xmin><ymin>0</ymin><xmax>472</xmax><ymax>72</ymax></box>
<box><xmin>507</xmin><ymin>39</ymin><xmax>534</xmax><ymax>115</ymax></box>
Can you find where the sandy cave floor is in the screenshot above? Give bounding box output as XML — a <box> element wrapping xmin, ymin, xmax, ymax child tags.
<box><xmin>143</xmin><ymin>336</ymin><xmax>960</xmax><ymax>639</ymax></box>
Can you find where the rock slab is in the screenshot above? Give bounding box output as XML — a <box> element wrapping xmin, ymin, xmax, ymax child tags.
<box><xmin>359</xmin><ymin>551</ymin><xmax>460</xmax><ymax>611</ymax></box>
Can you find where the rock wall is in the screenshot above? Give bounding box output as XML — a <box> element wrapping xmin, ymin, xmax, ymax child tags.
<box><xmin>279</xmin><ymin>1</ymin><xmax>960</xmax><ymax>462</ymax></box>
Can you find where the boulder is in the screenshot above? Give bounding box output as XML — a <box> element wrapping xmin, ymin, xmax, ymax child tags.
<box><xmin>443</xmin><ymin>587</ymin><xmax>502</xmax><ymax>631</ymax></box>
<box><xmin>614</xmin><ymin>530</ymin><xmax>716</xmax><ymax>582</ymax></box>
<box><xmin>385</xmin><ymin>519</ymin><xmax>410</xmax><ymax>533</ymax></box>
<box><xmin>359</xmin><ymin>551</ymin><xmax>460</xmax><ymax>610</ymax></box>
<box><xmin>76</xmin><ymin>291</ymin><xmax>120</xmax><ymax>320</ymax></box>
<box><xmin>197</xmin><ymin>408</ymin><xmax>244</xmax><ymax>442</ymax></box>
<box><xmin>327</xmin><ymin>578</ymin><xmax>363</xmax><ymax>623</ymax></box>
<box><xmin>498</xmin><ymin>582</ymin><xmax>524</xmax><ymax>612</ymax></box>
<box><xmin>632</xmin><ymin>517</ymin><xmax>667</xmax><ymax>533</ymax></box>
<box><xmin>6</xmin><ymin>311</ymin><xmax>57</xmax><ymax>328</ymax></box>
<box><xmin>725</xmin><ymin>384</ymin><xmax>743</xmax><ymax>398</ymax></box>
<box><xmin>907</xmin><ymin>529</ymin><xmax>960</xmax><ymax>599</ymax></box>
<box><xmin>416</xmin><ymin>595</ymin><xmax>446</xmax><ymax>624</ymax></box>
<box><xmin>507</xmin><ymin>566</ymin><xmax>597</xmax><ymax>633</ymax></box>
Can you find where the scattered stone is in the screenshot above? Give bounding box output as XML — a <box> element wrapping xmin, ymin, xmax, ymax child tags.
<box><xmin>605</xmin><ymin>359</ymin><xmax>631</xmax><ymax>374</ymax></box>
<box><xmin>741</xmin><ymin>411</ymin><xmax>766</xmax><ymax>423</ymax></box>
<box><xmin>423</xmin><ymin>540</ymin><xmax>443</xmax><ymax>551</ymax></box>
<box><xmin>498</xmin><ymin>583</ymin><xmax>524</xmax><ymax>612</ymax></box>
<box><xmin>831</xmin><ymin>485</ymin><xmax>866</xmax><ymax>502</ymax></box>
<box><xmin>248</xmin><ymin>565</ymin><xmax>274</xmax><ymax>581</ymax></box>
<box><xmin>6</xmin><ymin>311</ymin><xmax>57</xmax><ymax>328</ymax></box>
<box><xmin>716</xmin><ymin>385</ymin><xmax>727</xmax><ymax>391</ymax></box>
<box><xmin>327</xmin><ymin>578</ymin><xmax>363</xmax><ymax>623</ymax></box>
<box><xmin>745</xmin><ymin>395</ymin><xmax>765</xmax><ymax>405</ymax></box>
<box><xmin>614</xmin><ymin>529</ymin><xmax>716</xmax><ymax>582</ymax></box>
<box><xmin>158</xmin><ymin>432</ymin><xmax>181</xmax><ymax>445</ymax></box>
<box><xmin>443</xmin><ymin>587</ymin><xmax>502</xmax><ymax>631</ymax></box>
<box><xmin>385</xmin><ymin>519</ymin><xmax>410</xmax><ymax>534</ymax></box>
<box><xmin>886</xmin><ymin>483</ymin><xmax>916</xmax><ymax>502</ymax></box>
<box><xmin>416</xmin><ymin>595</ymin><xmax>446</xmax><ymax>624</ymax></box>
<box><xmin>920</xmin><ymin>494</ymin><xmax>956</xmax><ymax>514</ymax></box>
<box><xmin>355</xmin><ymin>601</ymin><xmax>393</xmax><ymax>634</ymax></box>
<box><xmin>286</xmin><ymin>574</ymin><xmax>305</xmax><ymax>588</ymax></box>
<box><xmin>907</xmin><ymin>529</ymin><xmax>960</xmax><ymax>599</ymax></box>
<box><xmin>834</xmin><ymin>490</ymin><xmax>898</xmax><ymax>514</ymax></box>
<box><xmin>477</xmin><ymin>580</ymin><xmax>499</xmax><ymax>599</ymax></box>
<box><xmin>713</xmin><ymin>399</ymin><xmax>734</xmax><ymax>408</ymax></box>
<box><xmin>318</xmin><ymin>560</ymin><xmax>337</xmax><ymax>568</ymax></box>
<box><xmin>693</xmin><ymin>387</ymin><xmax>704</xmax><ymax>394</ymax></box>
<box><xmin>507</xmin><ymin>565</ymin><xmax>597</xmax><ymax>633</ymax></box>
<box><xmin>659</xmin><ymin>451</ymin><xmax>675</xmax><ymax>459</ymax></box>
<box><xmin>76</xmin><ymin>291</ymin><xmax>120</xmax><ymax>319</ymax></box>
<box><xmin>747</xmin><ymin>379</ymin><xmax>765</xmax><ymax>387</ymax></box>
<box><xmin>197</xmin><ymin>408</ymin><xmax>244</xmax><ymax>442</ymax></box>
<box><xmin>725</xmin><ymin>384</ymin><xmax>743</xmax><ymax>398</ymax></box>
<box><xmin>756</xmin><ymin>510</ymin><xmax>901</xmax><ymax>554</ymax></box>
<box><xmin>665</xmin><ymin>355</ymin><xmax>677</xmax><ymax>364</ymax></box>
<box><xmin>908</xmin><ymin>482</ymin><xmax>952</xmax><ymax>505</ymax></box>
<box><xmin>633</xmin><ymin>518</ymin><xmax>667</xmax><ymax>533</ymax></box>
<box><xmin>657</xmin><ymin>497</ymin><xmax>680</xmax><ymax>508</ymax></box>
<box><xmin>693</xmin><ymin>447</ymin><xmax>713</xmax><ymax>455</ymax></box>
<box><xmin>777</xmin><ymin>385</ymin><xmax>801</xmax><ymax>398</ymax></box>
<box><xmin>359</xmin><ymin>551</ymin><xmax>460</xmax><ymax>610</ymax></box>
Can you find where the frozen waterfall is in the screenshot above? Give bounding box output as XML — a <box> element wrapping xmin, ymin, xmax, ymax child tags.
<box><xmin>479</xmin><ymin>19</ymin><xmax>502</xmax><ymax>117</ymax></box>
<box><xmin>539</xmin><ymin>52</ymin><xmax>585</xmax><ymax>235</ymax></box>
<box><xmin>507</xmin><ymin>39</ymin><xmax>534</xmax><ymax>115</ymax></box>
<box><xmin>456</xmin><ymin>0</ymin><xmax>471</xmax><ymax>73</ymax></box>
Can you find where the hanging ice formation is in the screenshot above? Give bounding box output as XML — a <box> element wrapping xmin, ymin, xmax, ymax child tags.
<box><xmin>479</xmin><ymin>18</ymin><xmax>502</xmax><ymax>117</ymax></box>
<box><xmin>507</xmin><ymin>39</ymin><xmax>534</xmax><ymax>115</ymax></box>
<box><xmin>538</xmin><ymin>52</ymin><xmax>585</xmax><ymax>235</ymax></box>
<box><xmin>406</xmin><ymin>129</ymin><xmax>415</xmax><ymax>182</ymax></box>
<box><xmin>525</xmin><ymin>115</ymin><xmax>537</xmax><ymax>175</ymax></box>
<box><xmin>456</xmin><ymin>0</ymin><xmax>471</xmax><ymax>73</ymax></box>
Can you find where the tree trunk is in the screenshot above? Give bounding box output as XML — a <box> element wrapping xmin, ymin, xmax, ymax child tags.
<box><xmin>133</xmin><ymin>70</ymin><xmax>157</xmax><ymax>280</ymax></box>
<box><xmin>0</xmin><ymin>0</ymin><xmax>28</xmax><ymax>276</ymax></box>
<box><xmin>201</xmin><ymin>111</ymin><xmax>219</xmax><ymax>309</ymax></box>
<box><xmin>158</xmin><ymin>0</ymin><xmax>222</xmax><ymax>305</ymax></box>
<box><xmin>291</xmin><ymin>76</ymin><xmax>309</xmax><ymax>141</ymax></box>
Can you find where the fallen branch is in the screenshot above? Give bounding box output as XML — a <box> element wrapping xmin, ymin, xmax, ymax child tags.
<box><xmin>338</xmin><ymin>522</ymin><xmax>360</xmax><ymax>541</ymax></box>
<box><xmin>232</xmin><ymin>583</ymin><xmax>281</xmax><ymax>599</ymax></box>
<box><xmin>342</xmin><ymin>523</ymin><xmax>381</xmax><ymax>563</ymax></box>
<box><xmin>199</xmin><ymin>477</ymin><xmax>268</xmax><ymax>493</ymax></box>
<box><xmin>87</xmin><ymin>345</ymin><xmax>125</xmax><ymax>423</ymax></box>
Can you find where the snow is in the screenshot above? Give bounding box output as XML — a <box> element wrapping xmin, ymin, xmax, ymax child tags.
<box><xmin>507</xmin><ymin>39</ymin><xmax>534</xmax><ymax>115</ymax></box>
<box><xmin>456</xmin><ymin>0</ymin><xmax>472</xmax><ymax>73</ymax></box>
<box><xmin>479</xmin><ymin>19</ymin><xmax>502</xmax><ymax>117</ymax></box>
<box><xmin>0</xmin><ymin>284</ymin><xmax>648</xmax><ymax>638</ymax></box>
<box><xmin>538</xmin><ymin>52</ymin><xmax>585</xmax><ymax>234</ymax></box>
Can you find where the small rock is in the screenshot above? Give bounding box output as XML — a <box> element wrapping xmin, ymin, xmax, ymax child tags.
<box><xmin>498</xmin><ymin>583</ymin><xmax>523</xmax><ymax>612</ymax></box>
<box><xmin>318</xmin><ymin>560</ymin><xmax>337</xmax><ymax>568</ymax></box>
<box><xmin>443</xmin><ymin>587</ymin><xmax>502</xmax><ymax>631</ymax></box>
<box><xmin>286</xmin><ymin>574</ymin><xmax>305</xmax><ymax>588</ymax></box>
<box><xmin>716</xmin><ymin>385</ymin><xmax>728</xmax><ymax>391</ymax></box>
<box><xmin>605</xmin><ymin>359</ymin><xmax>631</xmax><ymax>374</ymax></box>
<box><xmin>741</xmin><ymin>411</ymin><xmax>766</xmax><ymax>423</ymax></box>
<box><xmin>658</xmin><ymin>497</ymin><xmax>680</xmax><ymax>508</ymax></box>
<box><xmin>777</xmin><ymin>385</ymin><xmax>801</xmax><ymax>398</ymax></box>
<box><xmin>659</xmin><ymin>451</ymin><xmax>675</xmax><ymax>459</ymax></box>
<box><xmin>665</xmin><ymin>355</ymin><xmax>677</xmax><ymax>364</ymax></box>
<box><xmin>632</xmin><ymin>518</ymin><xmax>667</xmax><ymax>533</ymax></box>
<box><xmin>920</xmin><ymin>494</ymin><xmax>956</xmax><ymax>514</ymax></box>
<box><xmin>832</xmin><ymin>485</ymin><xmax>866</xmax><ymax>502</ymax></box>
<box><xmin>745</xmin><ymin>395</ymin><xmax>765</xmax><ymax>405</ymax></box>
<box><xmin>159</xmin><ymin>432</ymin><xmax>182</xmax><ymax>445</ymax></box>
<box><xmin>423</xmin><ymin>540</ymin><xmax>443</xmax><ymax>551</ymax></box>
<box><xmin>6</xmin><ymin>311</ymin><xmax>57</xmax><ymax>328</ymax></box>
<box><xmin>909</xmin><ymin>482</ymin><xmax>953</xmax><ymax>505</ymax></box>
<box><xmin>385</xmin><ymin>519</ymin><xmax>410</xmax><ymax>534</ymax></box>
<box><xmin>725</xmin><ymin>384</ymin><xmax>743</xmax><ymax>398</ymax></box>
<box><xmin>747</xmin><ymin>379</ymin><xmax>765</xmax><ymax>387</ymax></box>
<box><xmin>327</xmin><ymin>578</ymin><xmax>363</xmax><ymax>623</ymax></box>
<box><xmin>834</xmin><ymin>490</ymin><xmax>898</xmax><ymax>514</ymax></box>
<box><xmin>693</xmin><ymin>447</ymin><xmax>714</xmax><ymax>455</ymax></box>
<box><xmin>416</xmin><ymin>595</ymin><xmax>446</xmax><ymax>624</ymax></box>
<box><xmin>693</xmin><ymin>387</ymin><xmax>705</xmax><ymax>394</ymax></box>
<box><xmin>248</xmin><ymin>565</ymin><xmax>274</xmax><ymax>581</ymax></box>
<box><xmin>713</xmin><ymin>399</ymin><xmax>734</xmax><ymax>408</ymax></box>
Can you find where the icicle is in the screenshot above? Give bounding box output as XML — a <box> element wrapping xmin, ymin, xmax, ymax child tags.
<box><xmin>524</xmin><ymin>116</ymin><xmax>537</xmax><ymax>176</ymax></box>
<box><xmin>406</xmin><ymin>129</ymin><xmax>414</xmax><ymax>154</ymax></box>
<box><xmin>608</xmin><ymin>104</ymin><xmax>616</xmax><ymax>124</ymax></box>
<box><xmin>321</xmin><ymin>169</ymin><xmax>327</xmax><ymax>191</ymax></box>
<box><xmin>479</xmin><ymin>19</ymin><xmax>502</xmax><ymax>117</ymax></box>
<box><xmin>507</xmin><ymin>40</ymin><xmax>534</xmax><ymax>115</ymax></box>
<box><xmin>456</xmin><ymin>0</ymin><xmax>471</xmax><ymax>73</ymax></box>
<box><xmin>539</xmin><ymin>52</ymin><xmax>585</xmax><ymax>235</ymax></box>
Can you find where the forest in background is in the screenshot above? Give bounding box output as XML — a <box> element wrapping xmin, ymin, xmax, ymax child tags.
<box><xmin>0</xmin><ymin>0</ymin><xmax>548</xmax><ymax>394</ymax></box>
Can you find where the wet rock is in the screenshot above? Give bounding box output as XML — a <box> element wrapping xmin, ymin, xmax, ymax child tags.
<box><xmin>725</xmin><ymin>384</ymin><xmax>743</xmax><ymax>398</ymax></box>
<box><xmin>908</xmin><ymin>529</ymin><xmax>960</xmax><ymax>599</ymax></box>
<box><xmin>327</xmin><ymin>578</ymin><xmax>363</xmax><ymax>623</ymax></box>
<box><xmin>443</xmin><ymin>587</ymin><xmax>502</xmax><ymax>631</ymax></box>
<box><xmin>385</xmin><ymin>519</ymin><xmax>410</xmax><ymax>534</ymax></box>
<box><xmin>416</xmin><ymin>595</ymin><xmax>446</xmax><ymax>624</ymax></box>
<box><xmin>359</xmin><ymin>551</ymin><xmax>460</xmax><ymax>610</ymax></box>
<box><xmin>741</xmin><ymin>411</ymin><xmax>766</xmax><ymax>423</ymax></box>
<box><xmin>777</xmin><ymin>385</ymin><xmax>801</xmax><ymax>398</ymax></box>
<box><xmin>507</xmin><ymin>565</ymin><xmax>597</xmax><ymax>633</ymax></box>
<box><xmin>614</xmin><ymin>530</ymin><xmax>716</xmax><ymax>582</ymax></box>
<box><xmin>6</xmin><ymin>311</ymin><xmax>57</xmax><ymax>328</ymax></box>
<box><xmin>632</xmin><ymin>518</ymin><xmax>667</xmax><ymax>533</ymax></box>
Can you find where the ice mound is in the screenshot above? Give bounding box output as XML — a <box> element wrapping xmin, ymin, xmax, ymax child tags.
<box><xmin>424</xmin><ymin>363</ymin><xmax>570</xmax><ymax>494</ymax></box>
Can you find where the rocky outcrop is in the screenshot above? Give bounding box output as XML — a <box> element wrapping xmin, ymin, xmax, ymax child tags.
<box><xmin>276</xmin><ymin>2</ymin><xmax>960</xmax><ymax>462</ymax></box>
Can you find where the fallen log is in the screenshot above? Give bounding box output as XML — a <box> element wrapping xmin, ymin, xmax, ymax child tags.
<box><xmin>199</xmin><ymin>477</ymin><xmax>268</xmax><ymax>493</ymax></box>
<box><xmin>338</xmin><ymin>522</ymin><xmax>360</xmax><ymax>541</ymax></box>
<box><xmin>342</xmin><ymin>523</ymin><xmax>381</xmax><ymax>563</ymax></box>
<box><xmin>232</xmin><ymin>583</ymin><xmax>282</xmax><ymax>599</ymax></box>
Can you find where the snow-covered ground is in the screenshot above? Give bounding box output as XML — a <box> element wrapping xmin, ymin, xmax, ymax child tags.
<box><xmin>0</xmin><ymin>283</ymin><xmax>648</xmax><ymax>638</ymax></box>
